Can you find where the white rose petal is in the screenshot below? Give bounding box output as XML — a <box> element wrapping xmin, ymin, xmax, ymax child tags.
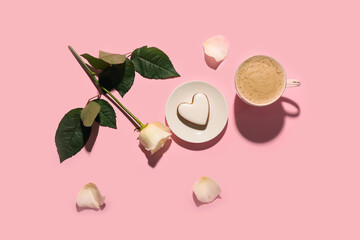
<box><xmin>139</xmin><ymin>122</ymin><xmax>172</xmax><ymax>155</ymax></box>
<box><xmin>76</xmin><ymin>183</ymin><xmax>105</xmax><ymax>210</ymax></box>
<box><xmin>193</xmin><ymin>177</ymin><xmax>221</xmax><ymax>203</ymax></box>
<box><xmin>203</xmin><ymin>35</ymin><xmax>230</xmax><ymax>62</ymax></box>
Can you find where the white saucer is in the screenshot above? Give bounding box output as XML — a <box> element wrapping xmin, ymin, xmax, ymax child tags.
<box><xmin>165</xmin><ymin>81</ymin><xmax>228</xmax><ymax>143</ymax></box>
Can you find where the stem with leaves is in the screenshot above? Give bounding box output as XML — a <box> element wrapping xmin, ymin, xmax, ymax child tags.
<box><xmin>56</xmin><ymin>44</ymin><xmax>179</xmax><ymax>162</ymax></box>
<box><xmin>68</xmin><ymin>46</ymin><xmax>146</xmax><ymax>130</ymax></box>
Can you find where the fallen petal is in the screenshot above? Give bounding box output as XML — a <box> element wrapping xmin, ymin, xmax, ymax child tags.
<box><xmin>193</xmin><ymin>177</ymin><xmax>221</xmax><ymax>203</ymax></box>
<box><xmin>76</xmin><ymin>183</ymin><xmax>105</xmax><ymax>210</ymax></box>
<box><xmin>203</xmin><ymin>35</ymin><xmax>229</xmax><ymax>63</ymax></box>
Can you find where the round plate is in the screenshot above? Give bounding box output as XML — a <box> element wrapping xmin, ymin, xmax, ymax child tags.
<box><xmin>166</xmin><ymin>81</ymin><xmax>228</xmax><ymax>143</ymax></box>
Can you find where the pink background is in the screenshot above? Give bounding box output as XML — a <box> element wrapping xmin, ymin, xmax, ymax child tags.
<box><xmin>1</xmin><ymin>0</ymin><xmax>359</xmax><ymax>239</ymax></box>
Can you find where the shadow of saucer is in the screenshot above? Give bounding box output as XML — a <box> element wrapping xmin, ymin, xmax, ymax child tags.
<box><xmin>170</xmin><ymin>121</ymin><xmax>228</xmax><ymax>151</ymax></box>
<box><xmin>139</xmin><ymin>139</ymin><xmax>172</xmax><ymax>168</ymax></box>
<box><xmin>76</xmin><ymin>203</ymin><xmax>106</xmax><ymax>212</ymax></box>
<box><xmin>234</xmin><ymin>95</ymin><xmax>300</xmax><ymax>143</ymax></box>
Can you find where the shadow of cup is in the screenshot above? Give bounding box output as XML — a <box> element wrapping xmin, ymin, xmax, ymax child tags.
<box><xmin>234</xmin><ymin>95</ymin><xmax>300</xmax><ymax>143</ymax></box>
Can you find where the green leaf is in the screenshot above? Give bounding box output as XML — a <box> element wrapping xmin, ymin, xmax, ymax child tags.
<box><xmin>55</xmin><ymin>108</ymin><xmax>91</xmax><ymax>163</ymax></box>
<box><xmin>81</xmin><ymin>101</ymin><xmax>101</xmax><ymax>127</ymax></box>
<box><xmin>98</xmin><ymin>59</ymin><xmax>135</xmax><ymax>97</ymax></box>
<box><xmin>98</xmin><ymin>63</ymin><xmax>125</xmax><ymax>91</ymax></box>
<box><xmin>93</xmin><ymin>99</ymin><xmax>117</xmax><ymax>129</ymax></box>
<box><xmin>115</xmin><ymin>59</ymin><xmax>135</xmax><ymax>97</ymax></box>
<box><xmin>131</xmin><ymin>46</ymin><xmax>180</xmax><ymax>79</ymax></box>
<box><xmin>99</xmin><ymin>50</ymin><xmax>126</xmax><ymax>64</ymax></box>
<box><xmin>81</xmin><ymin>53</ymin><xmax>110</xmax><ymax>70</ymax></box>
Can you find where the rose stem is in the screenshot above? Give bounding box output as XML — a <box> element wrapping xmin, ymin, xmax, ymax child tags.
<box><xmin>68</xmin><ymin>45</ymin><xmax>146</xmax><ymax>130</ymax></box>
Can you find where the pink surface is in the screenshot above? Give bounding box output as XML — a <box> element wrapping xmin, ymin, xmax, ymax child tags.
<box><xmin>1</xmin><ymin>0</ymin><xmax>360</xmax><ymax>239</ymax></box>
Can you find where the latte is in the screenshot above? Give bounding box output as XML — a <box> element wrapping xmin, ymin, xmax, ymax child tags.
<box><xmin>235</xmin><ymin>55</ymin><xmax>286</xmax><ymax>106</ymax></box>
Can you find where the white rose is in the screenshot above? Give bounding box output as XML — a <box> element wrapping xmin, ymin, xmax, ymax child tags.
<box><xmin>139</xmin><ymin>122</ymin><xmax>172</xmax><ymax>154</ymax></box>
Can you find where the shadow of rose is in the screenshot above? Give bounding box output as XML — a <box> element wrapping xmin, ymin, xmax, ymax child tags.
<box><xmin>139</xmin><ymin>139</ymin><xmax>172</xmax><ymax>168</ymax></box>
<box><xmin>234</xmin><ymin>95</ymin><xmax>300</xmax><ymax>143</ymax></box>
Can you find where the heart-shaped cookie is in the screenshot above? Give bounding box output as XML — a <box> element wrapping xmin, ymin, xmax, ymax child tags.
<box><xmin>177</xmin><ymin>93</ymin><xmax>210</xmax><ymax>127</ymax></box>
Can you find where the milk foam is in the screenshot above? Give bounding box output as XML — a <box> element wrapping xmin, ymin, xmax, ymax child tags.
<box><xmin>236</xmin><ymin>56</ymin><xmax>286</xmax><ymax>105</ymax></box>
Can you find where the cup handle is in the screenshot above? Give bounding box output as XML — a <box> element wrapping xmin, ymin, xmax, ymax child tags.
<box><xmin>286</xmin><ymin>79</ymin><xmax>301</xmax><ymax>87</ymax></box>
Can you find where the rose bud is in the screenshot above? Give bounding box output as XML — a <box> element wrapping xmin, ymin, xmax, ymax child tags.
<box><xmin>139</xmin><ymin>122</ymin><xmax>172</xmax><ymax>155</ymax></box>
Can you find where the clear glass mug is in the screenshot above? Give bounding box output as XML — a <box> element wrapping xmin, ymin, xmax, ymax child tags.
<box><xmin>234</xmin><ymin>55</ymin><xmax>300</xmax><ymax>106</ymax></box>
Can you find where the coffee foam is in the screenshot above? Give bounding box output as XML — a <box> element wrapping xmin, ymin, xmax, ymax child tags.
<box><xmin>236</xmin><ymin>56</ymin><xmax>285</xmax><ymax>105</ymax></box>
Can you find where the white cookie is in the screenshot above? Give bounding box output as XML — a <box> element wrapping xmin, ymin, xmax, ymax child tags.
<box><xmin>177</xmin><ymin>93</ymin><xmax>210</xmax><ymax>127</ymax></box>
